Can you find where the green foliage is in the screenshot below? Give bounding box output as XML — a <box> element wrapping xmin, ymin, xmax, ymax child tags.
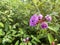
<box><xmin>47</xmin><ymin>33</ymin><xmax>54</xmax><ymax>44</ymax></box>
<box><xmin>0</xmin><ymin>0</ymin><xmax>60</xmax><ymax>45</ymax></box>
<box><xmin>15</xmin><ymin>40</ymin><xmax>19</xmax><ymax>45</ymax></box>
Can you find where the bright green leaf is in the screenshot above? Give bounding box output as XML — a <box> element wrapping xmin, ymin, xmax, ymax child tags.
<box><xmin>48</xmin><ymin>33</ymin><xmax>54</xmax><ymax>44</ymax></box>
<box><xmin>32</xmin><ymin>0</ymin><xmax>39</xmax><ymax>4</ymax></box>
<box><xmin>48</xmin><ymin>26</ymin><xmax>57</xmax><ymax>33</ymax></box>
<box><xmin>0</xmin><ymin>29</ymin><xmax>5</xmax><ymax>36</ymax></box>
<box><xmin>0</xmin><ymin>22</ymin><xmax>4</xmax><ymax>28</ymax></box>
<box><xmin>31</xmin><ymin>35</ymin><xmax>41</xmax><ymax>43</ymax></box>
<box><xmin>28</xmin><ymin>42</ymin><xmax>32</xmax><ymax>45</ymax></box>
<box><xmin>15</xmin><ymin>40</ymin><xmax>19</xmax><ymax>45</ymax></box>
<box><xmin>20</xmin><ymin>42</ymin><xmax>27</xmax><ymax>45</ymax></box>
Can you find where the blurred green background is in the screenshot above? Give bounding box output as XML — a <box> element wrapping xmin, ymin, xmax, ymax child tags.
<box><xmin>0</xmin><ymin>0</ymin><xmax>60</xmax><ymax>45</ymax></box>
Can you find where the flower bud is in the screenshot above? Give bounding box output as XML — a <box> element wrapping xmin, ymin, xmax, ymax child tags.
<box><xmin>23</xmin><ymin>39</ymin><xmax>26</xmax><ymax>42</ymax></box>
<box><xmin>52</xmin><ymin>42</ymin><xmax>55</xmax><ymax>45</ymax></box>
<box><xmin>45</xmin><ymin>15</ymin><xmax>52</xmax><ymax>21</ymax></box>
<box><xmin>26</xmin><ymin>37</ymin><xmax>29</xmax><ymax>41</ymax></box>
<box><xmin>38</xmin><ymin>14</ymin><xmax>43</xmax><ymax>20</ymax></box>
<box><xmin>41</xmin><ymin>22</ymin><xmax>48</xmax><ymax>29</ymax></box>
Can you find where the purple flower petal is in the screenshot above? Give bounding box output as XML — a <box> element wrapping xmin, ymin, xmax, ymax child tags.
<box><xmin>45</xmin><ymin>15</ymin><xmax>52</xmax><ymax>21</ymax></box>
<box><xmin>38</xmin><ymin>14</ymin><xmax>43</xmax><ymax>20</ymax></box>
<box><xmin>29</xmin><ymin>14</ymin><xmax>38</xmax><ymax>26</ymax></box>
<box><xmin>41</xmin><ymin>22</ymin><xmax>48</xmax><ymax>29</ymax></box>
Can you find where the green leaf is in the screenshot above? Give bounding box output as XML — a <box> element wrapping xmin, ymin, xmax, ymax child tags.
<box><xmin>28</xmin><ymin>42</ymin><xmax>32</xmax><ymax>45</ymax></box>
<box><xmin>19</xmin><ymin>28</ymin><xmax>24</xmax><ymax>34</ymax></box>
<box><xmin>8</xmin><ymin>18</ymin><xmax>13</xmax><ymax>22</ymax></box>
<box><xmin>47</xmin><ymin>33</ymin><xmax>54</xmax><ymax>44</ymax></box>
<box><xmin>20</xmin><ymin>42</ymin><xmax>24</xmax><ymax>45</ymax></box>
<box><xmin>15</xmin><ymin>40</ymin><xmax>19</xmax><ymax>45</ymax></box>
<box><xmin>5</xmin><ymin>22</ymin><xmax>9</xmax><ymax>32</ymax></box>
<box><xmin>23</xmin><ymin>21</ymin><xmax>27</xmax><ymax>25</ymax></box>
<box><xmin>32</xmin><ymin>0</ymin><xmax>39</xmax><ymax>4</ymax></box>
<box><xmin>20</xmin><ymin>42</ymin><xmax>27</xmax><ymax>45</ymax></box>
<box><xmin>31</xmin><ymin>35</ymin><xmax>41</xmax><ymax>43</ymax></box>
<box><xmin>0</xmin><ymin>22</ymin><xmax>4</xmax><ymax>28</ymax></box>
<box><xmin>48</xmin><ymin>24</ymin><xmax>59</xmax><ymax>33</ymax></box>
<box><xmin>31</xmin><ymin>39</ymin><xmax>37</xmax><ymax>45</ymax></box>
<box><xmin>0</xmin><ymin>29</ymin><xmax>5</xmax><ymax>36</ymax></box>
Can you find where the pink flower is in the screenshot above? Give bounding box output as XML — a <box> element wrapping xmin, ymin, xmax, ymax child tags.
<box><xmin>29</xmin><ymin>14</ymin><xmax>38</xmax><ymax>26</ymax></box>
<box><xmin>26</xmin><ymin>37</ymin><xmax>29</xmax><ymax>41</ymax></box>
<box><xmin>45</xmin><ymin>15</ymin><xmax>52</xmax><ymax>21</ymax></box>
<box><xmin>38</xmin><ymin>14</ymin><xmax>43</xmax><ymax>20</ymax></box>
<box><xmin>41</xmin><ymin>22</ymin><xmax>48</xmax><ymax>29</ymax></box>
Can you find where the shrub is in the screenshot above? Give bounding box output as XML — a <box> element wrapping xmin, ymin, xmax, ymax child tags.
<box><xmin>0</xmin><ymin>0</ymin><xmax>60</xmax><ymax>45</ymax></box>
